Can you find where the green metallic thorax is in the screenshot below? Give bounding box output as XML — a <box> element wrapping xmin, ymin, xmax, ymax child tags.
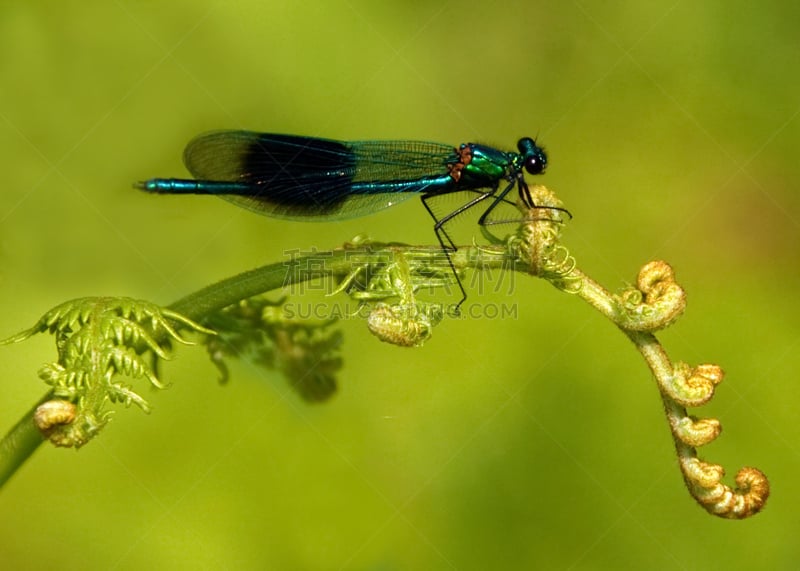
<box><xmin>460</xmin><ymin>143</ymin><xmax>516</xmax><ymax>184</ymax></box>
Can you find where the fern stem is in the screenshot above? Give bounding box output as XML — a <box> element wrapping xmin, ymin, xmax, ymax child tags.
<box><xmin>166</xmin><ymin>253</ymin><xmax>342</xmax><ymax>318</ymax></box>
<box><xmin>0</xmin><ymin>242</ymin><xmax>509</xmax><ymax>490</ymax></box>
<box><xmin>0</xmin><ymin>392</ymin><xmax>50</xmax><ymax>489</ymax></box>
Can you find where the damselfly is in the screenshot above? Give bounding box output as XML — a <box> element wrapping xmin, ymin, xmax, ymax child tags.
<box><xmin>137</xmin><ymin>131</ymin><xmax>560</xmax><ymax>307</ymax></box>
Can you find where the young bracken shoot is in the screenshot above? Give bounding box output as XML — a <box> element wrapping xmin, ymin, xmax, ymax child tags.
<box><xmin>0</xmin><ymin>184</ymin><xmax>768</xmax><ymax>518</ymax></box>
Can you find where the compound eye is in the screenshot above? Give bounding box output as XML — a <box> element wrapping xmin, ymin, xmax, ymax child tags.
<box><xmin>524</xmin><ymin>154</ymin><xmax>546</xmax><ymax>175</ymax></box>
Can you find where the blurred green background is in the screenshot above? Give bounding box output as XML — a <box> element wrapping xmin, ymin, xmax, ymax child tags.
<box><xmin>1</xmin><ymin>1</ymin><xmax>798</xmax><ymax>569</ymax></box>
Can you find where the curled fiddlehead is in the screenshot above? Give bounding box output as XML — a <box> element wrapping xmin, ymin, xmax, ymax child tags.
<box><xmin>512</xmin><ymin>184</ymin><xmax>769</xmax><ymax>519</ymax></box>
<box><xmin>1</xmin><ymin>297</ymin><xmax>213</xmax><ymax>447</ymax></box>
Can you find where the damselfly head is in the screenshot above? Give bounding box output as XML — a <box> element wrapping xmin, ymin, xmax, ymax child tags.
<box><xmin>517</xmin><ymin>137</ymin><xmax>547</xmax><ymax>175</ymax></box>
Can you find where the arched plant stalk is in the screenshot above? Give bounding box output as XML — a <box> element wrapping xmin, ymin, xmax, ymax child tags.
<box><xmin>0</xmin><ymin>185</ymin><xmax>768</xmax><ymax>518</ymax></box>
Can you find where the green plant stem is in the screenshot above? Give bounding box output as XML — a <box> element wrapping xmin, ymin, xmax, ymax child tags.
<box><xmin>0</xmin><ymin>242</ymin><xmax>510</xmax><ymax>490</ymax></box>
<box><xmin>560</xmin><ymin>268</ymin><xmax>616</xmax><ymax>317</ymax></box>
<box><xmin>168</xmin><ymin>251</ymin><xmax>345</xmax><ymax>318</ymax></box>
<box><xmin>0</xmin><ymin>392</ymin><xmax>50</xmax><ymax>488</ymax></box>
<box><xmin>167</xmin><ymin>244</ymin><xmax>509</xmax><ymax>319</ymax></box>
